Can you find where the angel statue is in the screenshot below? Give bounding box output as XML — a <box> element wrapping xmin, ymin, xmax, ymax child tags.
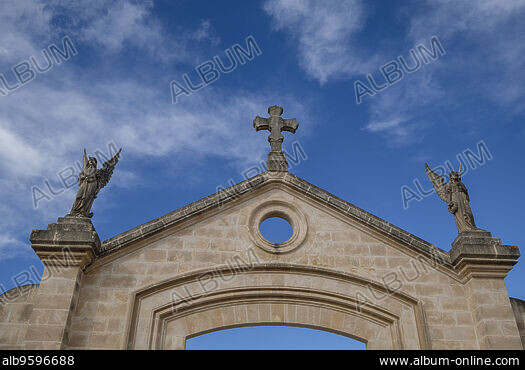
<box><xmin>69</xmin><ymin>148</ymin><xmax>122</xmax><ymax>218</ymax></box>
<box><xmin>425</xmin><ymin>163</ymin><xmax>481</xmax><ymax>234</ymax></box>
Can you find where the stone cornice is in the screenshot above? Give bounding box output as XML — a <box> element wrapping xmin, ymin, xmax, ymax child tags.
<box><xmin>449</xmin><ymin>230</ymin><xmax>520</xmax><ymax>280</ymax></box>
<box><xmin>30</xmin><ymin>216</ymin><xmax>100</xmax><ymax>269</ymax></box>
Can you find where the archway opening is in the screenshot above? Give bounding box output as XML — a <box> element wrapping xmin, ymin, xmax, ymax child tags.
<box><xmin>185</xmin><ymin>325</ymin><xmax>366</xmax><ymax>350</ymax></box>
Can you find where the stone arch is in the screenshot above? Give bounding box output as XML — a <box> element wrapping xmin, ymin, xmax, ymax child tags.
<box><xmin>124</xmin><ymin>264</ymin><xmax>431</xmax><ymax>350</ymax></box>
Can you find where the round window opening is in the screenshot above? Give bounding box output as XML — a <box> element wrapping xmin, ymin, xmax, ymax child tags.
<box><xmin>259</xmin><ymin>217</ymin><xmax>293</xmax><ymax>245</ymax></box>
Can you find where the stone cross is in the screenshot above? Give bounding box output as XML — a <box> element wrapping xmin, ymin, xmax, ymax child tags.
<box><xmin>253</xmin><ymin>105</ymin><xmax>299</xmax><ymax>172</ymax></box>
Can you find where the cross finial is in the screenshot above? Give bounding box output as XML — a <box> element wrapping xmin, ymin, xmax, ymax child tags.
<box><xmin>253</xmin><ymin>105</ymin><xmax>299</xmax><ymax>172</ymax></box>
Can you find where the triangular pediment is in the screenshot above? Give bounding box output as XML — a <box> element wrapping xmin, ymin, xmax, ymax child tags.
<box><xmin>100</xmin><ymin>172</ymin><xmax>451</xmax><ymax>267</ymax></box>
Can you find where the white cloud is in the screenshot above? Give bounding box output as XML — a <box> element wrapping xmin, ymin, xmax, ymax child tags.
<box><xmin>189</xmin><ymin>20</ymin><xmax>220</xmax><ymax>44</ymax></box>
<box><xmin>0</xmin><ymin>0</ymin><xmax>311</xmax><ymax>261</ymax></box>
<box><xmin>362</xmin><ymin>0</ymin><xmax>525</xmax><ymax>142</ymax></box>
<box><xmin>81</xmin><ymin>1</ymin><xmax>158</xmax><ymax>53</ymax></box>
<box><xmin>365</xmin><ymin>117</ymin><xmax>409</xmax><ymax>134</ymax></box>
<box><xmin>0</xmin><ymin>0</ymin><xmax>217</xmax><ymax>66</ymax></box>
<box><xmin>410</xmin><ymin>0</ymin><xmax>525</xmax><ymax>106</ymax></box>
<box><xmin>409</xmin><ymin>0</ymin><xmax>525</xmax><ymax>38</ymax></box>
<box><xmin>263</xmin><ymin>0</ymin><xmax>372</xmax><ymax>84</ymax></box>
<box><xmin>0</xmin><ymin>127</ymin><xmax>44</xmax><ymax>177</ymax></box>
<box><xmin>0</xmin><ymin>233</ymin><xmax>32</xmax><ymax>261</ymax></box>
<box><xmin>0</xmin><ymin>78</ymin><xmax>308</xmax><ymax>259</ymax></box>
<box><xmin>362</xmin><ymin>68</ymin><xmax>444</xmax><ymax>145</ymax></box>
<box><xmin>0</xmin><ymin>0</ymin><xmax>53</xmax><ymax>63</ymax></box>
<box><xmin>263</xmin><ymin>0</ymin><xmax>525</xmax><ymax>144</ymax></box>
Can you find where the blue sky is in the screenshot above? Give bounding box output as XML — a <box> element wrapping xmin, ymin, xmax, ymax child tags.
<box><xmin>186</xmin><ymin>325</ymin><xmax>366</xmax><ymax>350</ymax></box>
<box><xmin>0</xmin><ymin>0</ymin><xmax>524</xmax><ymax>349</ymax></box>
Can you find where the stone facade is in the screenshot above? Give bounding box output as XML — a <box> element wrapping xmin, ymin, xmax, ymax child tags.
<box><xmin>510</xmin><ymin>298</ymin><xmax>525</xmax><ymax>348</ymax></box>
<box><xmin>0</xmin><ymin>171</ymin><xmax>522</xmax><ymax>349</ymax></box>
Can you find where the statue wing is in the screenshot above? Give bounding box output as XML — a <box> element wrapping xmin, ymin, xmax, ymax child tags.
<box><xmin>425</xmin><ymin>163</ymin><xmax>450</xmax><ymax>203</ymax></box>
<box><xmin>96</xmin><ymin>149</ymin><xmax>122</xmax><ymax>193</ymax></box>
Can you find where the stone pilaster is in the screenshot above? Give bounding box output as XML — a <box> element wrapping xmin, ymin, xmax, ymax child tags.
<box><xmin>24</xmin><ymin>216</ymin><xmax>100</xmax><ymax>349</ymax></box>
<box><xmin>450</xmin><ymin>230</ymin><xmax>522</xmax><ymax>349</ymax></box>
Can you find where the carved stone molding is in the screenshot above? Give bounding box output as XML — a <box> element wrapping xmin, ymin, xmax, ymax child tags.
<box><xmin>450</xmin><ymin>230</ymin><xmax>520</xmax><ymax>280</ymax></box>
<box><xmin>248</xmin><ymin>200</ymin><xmax>308</xmax><ymax>254</ymax></box>
<box><xmin>124</xmin><ymin>264</ymin><xmax>430</xmax><ymax>350</ymax></box>
<box><xmin>30</xmin><ymin>216</ymin><xmax>101</xmax><ymax>269</ymax></box>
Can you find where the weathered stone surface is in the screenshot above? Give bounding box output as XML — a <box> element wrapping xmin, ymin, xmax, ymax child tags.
<box><xmin>510</xmin><ymin>297</ymin><xmax>525</xmax><ymax>348</ymax></box>
<box><xmin>0</xmin><ymin>170</ymin><xmax>521</xmax><ymax>350</ymax></box>
<box><xmin>0</xmin><ymin>285</ymin><xmax>39</xmax><ymax>349</ymax></box>
<box><xmin>450</xmin><ymin>230</ymin><xmax>520</xmax><ymax>281</ymax></box>
<box><xmin>20</xmin><ymin>217</ymin><xmax>101</xmax><ymax>349</ymax></box>
<box><xmin>100</xmin><ymin>173</ymin><xmax>451</xmax><ymax>266</ymax></box>
<box><xmin>69</xmin><ymin>148</ymin><xmax>121</xmax><ymax>218</ymax></box>
<box><xmin>450</xmin><ymin>230</ymin><xmax>518</xmax><ymax>262</ymax></box>
<box><xmin>253</xmin><ymin>105</ymin><xmax>299</xmax><ymax>172</ymax></box>
<box><xmin>30</xmin><ymin>216</ymin><xmax>101</xmax><ymax>276</ymax></box>
<box><xmin>426</xmin><ymin>163</ymin><xmax>479</xmax><ymax>234</ymax></box>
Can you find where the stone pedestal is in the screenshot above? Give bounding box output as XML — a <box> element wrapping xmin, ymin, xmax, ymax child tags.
<box><xmin>24</xmin><ymin>216</ymin><xmax>100</xmax><ymax>349</ymax></box>
<box><xmin>267</xmin><ymin>151</ymin><xmax>288</xmax><ymax>172</ymax></box>
<box><xmin>450</xmin><ymin>230</ymin><xmax>522</xmax><ymax>349</ymax></box>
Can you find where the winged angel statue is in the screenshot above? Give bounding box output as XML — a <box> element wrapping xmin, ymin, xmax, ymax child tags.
<box><xmin>69</xmin><ymin>148</ymin><xmax>122</xmax><ymax>218</ymax></box>
<box><xmin>425</xmin><ymin>163</ymin><xmax>481</xmax><ymax>234</ymax></box>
